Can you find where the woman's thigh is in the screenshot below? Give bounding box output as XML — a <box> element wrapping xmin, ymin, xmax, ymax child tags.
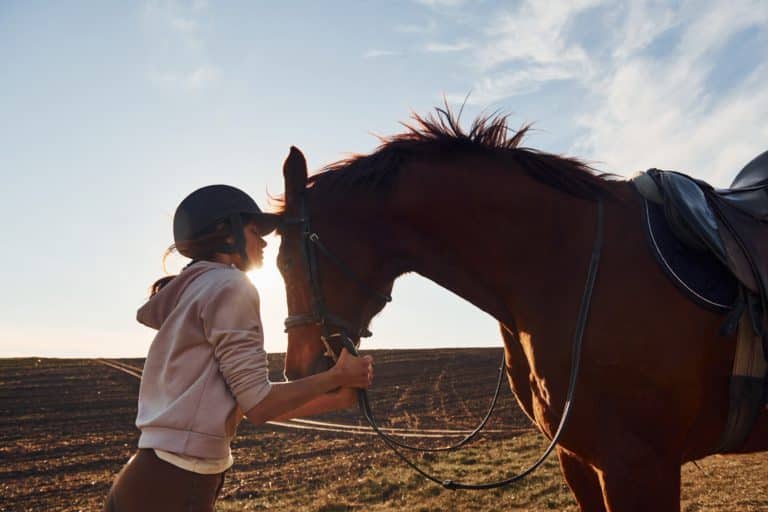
<box><xmin>103</xmin><ymin>449</ymin><xmax>225</xmax><ymax>512</ymax></box>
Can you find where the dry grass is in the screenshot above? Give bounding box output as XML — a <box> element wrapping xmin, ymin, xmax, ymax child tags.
<box><xmin>220</xmin><ymin>432</ymin><xmax>577</xmax><ymax>511</ymax></box>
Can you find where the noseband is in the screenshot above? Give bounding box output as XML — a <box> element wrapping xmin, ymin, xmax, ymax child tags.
<box><xmin>282</xmin><ymin>189</ymin><xmax>604</xmax><ymax>491</ymax></box>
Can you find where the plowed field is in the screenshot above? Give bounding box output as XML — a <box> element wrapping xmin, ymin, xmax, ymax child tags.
<box><xmin>1</xmin><ymin>350</ymin><xmax>766</xmax><ymax>511</ymax></box>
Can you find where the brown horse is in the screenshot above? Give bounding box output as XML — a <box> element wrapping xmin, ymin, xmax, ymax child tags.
<box><xmin>275</xmin><ymin>109</ymin><xmax>768</xmax><ymax>511</ymax></box>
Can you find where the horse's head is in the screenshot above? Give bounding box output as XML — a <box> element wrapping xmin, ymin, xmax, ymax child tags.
<box><xmin>278</xmin><ymin>147</ymin><xmax>397</xmax><ymax>380</ymax></box>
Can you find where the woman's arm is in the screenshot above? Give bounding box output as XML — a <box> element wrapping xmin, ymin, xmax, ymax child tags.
<box><xmin>269</xmin><ymin>387</ymin><xmax>358</xmax><ymax>422</ymax></box>
<box><xmin>245</xmin><ymin>349</ymin><xmax>371</xmax><ymax>426</ymax></box>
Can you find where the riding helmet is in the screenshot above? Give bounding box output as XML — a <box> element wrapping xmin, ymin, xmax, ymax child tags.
<box><xmin>173</xmin><ymin>184</ymin><xmax>280</xmax><ymax>260</ymax></box>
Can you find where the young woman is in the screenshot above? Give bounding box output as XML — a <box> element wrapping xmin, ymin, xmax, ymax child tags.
<box><xmin>104</xmin><ymin>184</ymin><xmax>373</xmax><ymax>512</ymax></box>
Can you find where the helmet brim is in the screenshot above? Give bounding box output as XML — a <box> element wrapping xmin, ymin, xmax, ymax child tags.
<box><xmin>250</xmin><ymin>213</ymin><xmax>281</xmax><ymax>236</ymax></box>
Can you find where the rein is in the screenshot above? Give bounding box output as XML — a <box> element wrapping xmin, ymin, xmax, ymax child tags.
<box><xmin>283</xmin><ymin>193</ymin><xmax>604</xmax><ymax>490</ymax></box>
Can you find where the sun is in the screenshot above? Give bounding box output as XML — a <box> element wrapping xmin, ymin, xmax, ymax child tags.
<box><xmin>247</xmin><ymin>264</ymin><xmax>282</xmax><ymax>292</ymax></box>
<box><xmin>247</xmin><ymin>236</ymin><xmax>282</xmax><ymax>292</ymax></box>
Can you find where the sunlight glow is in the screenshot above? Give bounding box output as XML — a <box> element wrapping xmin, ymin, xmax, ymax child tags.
<box><xmin>247</xmin><ymin>236</ymin><xmax>282</xmax><ymax>293</ymax></box>
<box><xmin>247</xmin><ymin>264</ymin><xmax>283</xmax><ymax>293</ymax></box>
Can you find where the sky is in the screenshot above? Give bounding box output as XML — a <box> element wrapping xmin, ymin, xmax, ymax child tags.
<box><xmin>2</xmin><ymin>0</ymin><xmax>767</xmax><ymax>357</ymax></box>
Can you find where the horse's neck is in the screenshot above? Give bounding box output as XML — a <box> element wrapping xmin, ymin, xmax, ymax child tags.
<box><xmin>390</xmin><ymin>162</ymin><xmax>599</xmax><ymax>331</ymax></box>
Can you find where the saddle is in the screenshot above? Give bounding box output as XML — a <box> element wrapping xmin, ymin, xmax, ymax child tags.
<box><xmin>634</xmin><ymin>151</ymin><xmax>768</xmax><ymax>329</ymax></box>
<box><xmin>632</xmin><ymin>150</ymin><xmax>768</xmax><ymax>452</ymax></box>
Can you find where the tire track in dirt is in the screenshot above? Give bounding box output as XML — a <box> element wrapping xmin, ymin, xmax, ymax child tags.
<box><xmin>447</xmin><ymin>364</ymin><xmax>478</xmax><ymax>424</ymax></box>
<box><xmin>432</xmin><ymin>367</ymin><xmax>450</xmax><ymax>425</ymax></box>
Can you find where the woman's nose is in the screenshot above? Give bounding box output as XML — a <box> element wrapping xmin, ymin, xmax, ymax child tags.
<box><xmin>260</xmin><ymin>238</ymin><xmax>267</xmax><ymax>248</ymax></box>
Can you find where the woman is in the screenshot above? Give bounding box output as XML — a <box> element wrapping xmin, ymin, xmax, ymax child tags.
<box><xmin>104</xmin><ymin>184</ymin><xmax>373</xmax><ymax>511</ymax></box>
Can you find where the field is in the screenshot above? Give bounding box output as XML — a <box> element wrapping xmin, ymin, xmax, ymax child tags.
<box><xmin>2</xmin><ymin>349</ymin><xmax>767</xmax><ymax>511</ymax></box>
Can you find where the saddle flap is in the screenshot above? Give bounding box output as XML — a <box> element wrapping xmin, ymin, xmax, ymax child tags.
<box><xmin>659</xmin><ymin>171</ymin><xmax>727</xmax><ymax>259</ymax></box>
<box><xmin>712</xmin><ymin>196</ymin><xmax>768</xmax><ymax>299</ymax></box>
<box><xmin>715</xmin><ymin>218</ymin><xmax>759</xmax><ymax>294</ymax></box>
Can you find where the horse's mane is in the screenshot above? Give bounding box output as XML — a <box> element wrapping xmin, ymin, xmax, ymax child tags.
<box><xmin>280</xmin><ymin>107</ymin><xmax>611</xmax><ymax>211</ymax></box>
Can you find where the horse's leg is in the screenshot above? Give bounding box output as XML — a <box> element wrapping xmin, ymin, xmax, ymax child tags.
<box><xmin>557</xmin><ymin>447</ymin><xmax>606</xmax><ymax>512</ymax></box>
<box><xmin>597</xmin><ymin>453</ymin><xmax>681</xmax><ymax>512</ymax></box>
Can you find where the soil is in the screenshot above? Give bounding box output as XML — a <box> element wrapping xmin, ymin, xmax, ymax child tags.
<box><xmin>1</xmin><ymin>350</ymin><xmax>766</xmax><ymax>511</ymax></box>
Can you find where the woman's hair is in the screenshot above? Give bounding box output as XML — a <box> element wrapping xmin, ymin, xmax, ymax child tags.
<box><xmin>148</xmin><ymin>220</ymin><xmax>234</xmax><ymax>297</ymax></box>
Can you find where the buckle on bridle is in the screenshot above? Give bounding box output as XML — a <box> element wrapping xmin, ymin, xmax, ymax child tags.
<box><xmin>320</xmin><ymin>331</ymin><xmax>361</xmax><ymax>361</ymax></box>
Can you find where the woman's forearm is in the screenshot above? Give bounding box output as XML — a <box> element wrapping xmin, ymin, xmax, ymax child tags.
<box><xmin>245</xmin><ymin>349</ymin><xmax>372</xmax><ymax>426</ymax></box>
<box><xmin>244</xmin><ymin>369</ymin><xmax>341</xmax><ymax>426</ymax></box>
<box><xmin>270</xmin><ymin>388</ymin><xmax>357</xmax><ymax>422</ymax></box>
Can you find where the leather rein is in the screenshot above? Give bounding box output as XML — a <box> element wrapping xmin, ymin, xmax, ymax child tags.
<box><xmin>282</xmin><ymin>192</ymin><xmax>604</xmax><ymax>490</ymax></box>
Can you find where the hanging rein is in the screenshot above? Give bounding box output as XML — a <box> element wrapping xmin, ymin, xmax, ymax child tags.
<box><xmin>282</xmin><ymin>191</ymin><xmax>604</xmax><ymax>490</ymax></box>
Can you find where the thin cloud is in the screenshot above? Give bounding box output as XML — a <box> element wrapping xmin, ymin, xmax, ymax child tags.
<box><xmin>447</xmin><ymin>65</ymin><xmax>576</xmax><ymax>104</ymax></box>
<box><xmin>414</xmin><ymin>0</ymin><xmax>468</xmax><ymax>7</ymax></box>
<box><xmin>574</xmin><ymin>0</ymin><xmax>768</xmax><ymax>182</ymax></box>
<box><xmin>478</xmin><ymin>0</ymin><xmax>601</xmax><ymax>71</ymax></box>
<box><xmin>423</xmin><ymin>41</ymin><xmax>473</xmax><ymax>53</ymax></box>
<box><xmin>363</xmin><ymin>49</ymin><xmax>399</xmax><ymax>59</ymax></box>
<box><xmin>170</xmin><ymin>16</ymin><xmax>198</xmax><ymax>33</ymax></box>
<box><xmin>142</xmin><ymin>0</ymin><xmax>216</xmax><ymax>88</ymax></box>
<box><xmin>446</xmin><ymin>0</ymin><xmax>597</xmax><ymax>102</ymax></box>
<box><xmin>151</xmin><ymin>65</ymin><xmax>219</xmax><ymax>90</ymax></box>
<box><xmin>395</xmin><ymin>19</ymin><xmax>438</xmax><ymax>34</ymax></box>
<box><xmin>440</xmin><ymin>0</ymin><xmax>767</xmax><ymax>184</ymax></box>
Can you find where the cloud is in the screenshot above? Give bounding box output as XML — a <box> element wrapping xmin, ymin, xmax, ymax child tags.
<box><xmin>395</xmin><ymin>19</ymin><xmax>438</xmax><ymax>34</ymax></box>
<box><xmin>440</xmin><ymin>0</ymin><xmax>768</xmax><ymax>183</ymax></box>
<box><xmin>169</xmin><ymin>16</ymin><xmax>197</xmax><ymax>33</ymax></box>
<box><xmin>151</xmin><ymin>65</ymin><xmax>219</xmax><ymax>90</ymax></box>
<box><xmin>447</xmin><ymin>65</ymin><xmax>576</xmax><ymax>104</ymax></box>
<box><xmin>444</xmin><ymin>0</ymin><xmax>599</xmax><ymax>102</ymax></box>
<box><xmin>610</xmin><ymin>2</ymin><xmax>679</xmax><ymax>59</ymax></box>
<box><xmin>364</xmin><ymin>49</ymin><xmax>399</xmax><ymax>59</ymax></box>
<box><xmin>142</xmin><ymin>0</ymin><xmax>217</xmax><ymax>89</ymax></box>
<box><xmin>478</xmin><ymin>0</ymin><xmax>601</xmax><ymax>71</ymax></box>
<box><xmin>414</xmin><ymin>0</ymin><xmax>468</xmax><ymax>7</ymax></box>
<box><xmin>574</xmin><ymin>0</ymin><xmax>768</xmax><ymax>182</ymax></box>
<box><xmin>423</xmin><ymin>41</ymin><xmax>472</xmax><ymax>53</ymax></box>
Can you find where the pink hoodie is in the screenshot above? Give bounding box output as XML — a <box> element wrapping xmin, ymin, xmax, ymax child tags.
<box><xmin>135</xmin><ymin>261</ymin><xmax>272</xmax><ymax>459</ymax></box>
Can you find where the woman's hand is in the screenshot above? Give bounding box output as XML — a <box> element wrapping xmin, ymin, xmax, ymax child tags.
<box><xmin>245</xmin><ymin>349</ymin><xmax>372</xmax><ymax>426</ymax></box>
<box><xmin>331</xmin><ymin>348</ymin><xmax>373</xmax><ymax>389</ymax></box>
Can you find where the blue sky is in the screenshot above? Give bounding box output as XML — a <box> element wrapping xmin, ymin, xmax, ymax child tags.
<box><xmin>2</xmin><ymin>0</ymin><xmax>767</xmax><ymax>357</ymax></box>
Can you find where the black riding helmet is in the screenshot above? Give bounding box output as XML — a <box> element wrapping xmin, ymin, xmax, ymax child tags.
<box><xmin>173</xmin><ymin>184</ymin><xmax>280</xmax><ymax>266</ymax></box>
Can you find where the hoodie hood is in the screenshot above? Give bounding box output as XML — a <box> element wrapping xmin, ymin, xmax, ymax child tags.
<box><xmin>137</xmin><ymin>261</ymin><xmax>236</xmax><ymax>329</ymax></box>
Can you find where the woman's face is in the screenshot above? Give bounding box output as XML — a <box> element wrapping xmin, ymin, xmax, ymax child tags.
<box><xmin>243</xmin><ymin>222</ymin><xmax>268</xmax><ymax>269</ymax></box>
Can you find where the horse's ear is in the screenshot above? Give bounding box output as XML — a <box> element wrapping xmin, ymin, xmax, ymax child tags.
<box><xmin>283</xmin><ymin>146</ymin><xmax>308</xmax><ymax>209</ymax></box>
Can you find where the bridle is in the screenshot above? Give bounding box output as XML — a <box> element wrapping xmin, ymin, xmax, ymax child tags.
<box><xmin>282</xmin><ymin>189</ymin><xmax>605</xmax><ymax>490</ymax></box>
<box><xmin>281</xmin><ymin>190</ymin><xmax>507</xmax><ymax>447</ymax></box>
<box><xmin>282</xmin><ymin>190</ymin><xmax>392</xmax><ymax>361</ymax></box>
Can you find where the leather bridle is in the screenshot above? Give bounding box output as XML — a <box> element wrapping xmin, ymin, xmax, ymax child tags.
<box><xmin>282</xmin><ymin>190</ymin><xmax>392</xmax><ymax>361</ymax></box>
<box><xmin>282</xmin><ymin>189</ymin><xmax>605</xmax><ymax>490</ymax></box>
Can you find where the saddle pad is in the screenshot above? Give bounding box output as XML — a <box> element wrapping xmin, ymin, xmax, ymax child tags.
<box><xmin>643</xmin><ymin>199</ymin><xmax>737</xmax><ymax>311</ymax></box>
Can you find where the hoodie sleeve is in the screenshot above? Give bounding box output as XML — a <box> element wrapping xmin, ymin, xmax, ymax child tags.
<box><xmin>200</xmin><ymin>271</ymin><xmax>272</xmax><ymax>412</ymax></box>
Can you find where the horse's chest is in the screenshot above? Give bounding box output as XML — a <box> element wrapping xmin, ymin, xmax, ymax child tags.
<box><xmin>506</xmin><ymin>360</ymin><xmax>560</xmax><ymax>435</ymax></box>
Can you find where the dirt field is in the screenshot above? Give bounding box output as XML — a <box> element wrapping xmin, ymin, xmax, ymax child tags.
<box><xmin>1</xmin><ymin>350</ymin><xmax>766</xmax><ymax>511</ymax></box>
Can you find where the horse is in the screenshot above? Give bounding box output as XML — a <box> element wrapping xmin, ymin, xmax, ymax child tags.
<box><xmin>274</xmin><ymin>108</ymin><xmax>768</xmax><ymax>511</ymax></box>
